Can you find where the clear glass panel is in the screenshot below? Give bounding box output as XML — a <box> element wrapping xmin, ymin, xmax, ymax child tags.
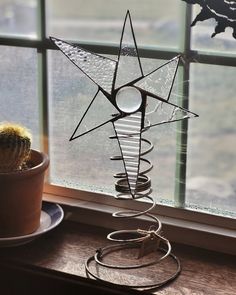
<box><xmin>47</xmin><ymin>0</ymin><xmax>181</xmax><ymax>48</ymax></box>
<box><xmin>48</xmin><ymin>51</ymin><xmax>177</xmax><ymax>200</ymax></box>
<box><xmin>50</xmin><ymin>37</ymin><xmax>117</xmax><ymax>94</ymax></box>
<box><xmin>187</xmin><ymin>64</ymin><xmax>236</xmax><ymax>214</ymax></box>
<box><xmin>135</xmin><ymin>56</ymin><xmax>180</xmax><ymax>101</ymax></box>
<box><xmin>191</xmin><ymin>6</ymin><xmax>236</xmax><ymax>54</ymax></box>
<box><xmin>0</xmin><ymin>46</ymin><xmax>40</xmax><ymax>149</ymax></box>
<box><xmin>113</xmin><ymin>112</ymin><xmax>142</xmax><ymax>196</ymax></box>
<box><xmin>115</xmin><ymin>12</ymin><xmax>143</xmax><ymax>88</ymax></box>
<box><xmin>0</xmin><ymin>0</ymin><xmax>38</xmax><ymax>39</ymax></box>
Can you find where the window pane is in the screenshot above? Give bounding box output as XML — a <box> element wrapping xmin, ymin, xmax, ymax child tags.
<box><xmin>0</xmin><ymin>0</ymin><xmax>38</xmax><ymax>39</ymax></box>
<box><xmin>48</xmin><ymin>50</ymin><xmax>116</xmax><ymax>194</ymax></box>
<box><xmin>47</xmin><ymin>0</ymin><xmax>181</xmax><ymax>48</ymax></box>
<box><xmin>187</xmin><ymin>64</ymin><xmax>236</xmax><ymax>214</ymax></box>
<box><xmin>191</xmin><ymin>6</ymin><xmax>236</xmax><ymax>54</ymax></box>
<box><xmin>48</xmin><ymin>51</ymin><xmax>177</xmax><ymax>200</ymax></box>
<box><xmin>0</xmin><ymin>46</ymin><xmax>40</xmax><ymax>149</ymax></box>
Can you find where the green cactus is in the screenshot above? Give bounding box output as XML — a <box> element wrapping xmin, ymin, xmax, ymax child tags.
<box><xmin>0</xmin><ymin>122</ymin><xmax>32</xmax><ymax>172</ymax></box>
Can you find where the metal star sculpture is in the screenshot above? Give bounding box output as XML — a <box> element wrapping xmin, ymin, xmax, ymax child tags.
<box><xmin>51</xmin><ymin>11</ymin><xmax>197</xmax><ymax>199</ymax></box>
<box><xmin>182</xmin><ymin>0</ymin><xmax>236</xmax><ymax>39</ymax></box>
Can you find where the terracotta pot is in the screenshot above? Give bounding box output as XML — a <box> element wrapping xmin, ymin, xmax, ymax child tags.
<box><xmin>0</xmin><ymin>149</ymin><xmax>49</xmax><ymax>237</ymax></box>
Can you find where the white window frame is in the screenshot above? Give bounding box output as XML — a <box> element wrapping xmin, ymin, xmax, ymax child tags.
<box><xmin>0</xmin><ymin>0</ymin><xmax>235</xmax><ymax>254</ymax></box>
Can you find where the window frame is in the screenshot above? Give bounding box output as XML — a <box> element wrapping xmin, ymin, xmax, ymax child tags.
<box><xmin>0</xmin><ymin>0</ymin><xmax>235</xmax><ymax>254</ymax></box>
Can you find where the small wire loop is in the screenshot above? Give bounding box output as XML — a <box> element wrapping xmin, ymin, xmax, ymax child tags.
<box><xmin>107</xmin><ymin>216</ymin><xmax>162</xmax><ymax>243</ymax></box>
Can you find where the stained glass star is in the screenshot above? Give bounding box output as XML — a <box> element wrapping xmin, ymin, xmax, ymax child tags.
<box><xmin>50</xmin><ymin>10</ymin><xmax>198</xmax><ymax>197</ymax></box>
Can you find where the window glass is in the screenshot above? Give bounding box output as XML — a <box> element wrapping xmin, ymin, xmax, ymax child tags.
<box><xmin>187</xmin><ymin>63</ymin><xmax>236</xmax><ymax>213</ymax></box>
<box><xmin>48</xmin><ymin>50</ymin><xmax>177</xmax><ymax>200</ymax></box>
<box><xmin>191</xmin><ymin>6</ymin><xmax>236</xmax><ymax>54</ymax></box>
<box><xmin>0</xmin><ymin>46</ymin><xmax>40</xmax><ymax>149</ymax></box>
<box><xmin>0</xmin><ymin>0</ymin><xmax>38</xmax><ymax>39</ymax></box>
<box><xmin>47</xmin><ymin>0</ymin><xmax>181</xmax><ymax>48</ymax></box>
<box><xmin>1</xmin><ymin>1</ymin><xmax>235</xmax><ymax>218</ymax></box>
<box><xmin>48</xmin><ymin>50</ymin><xmax>117</xmax><ymax>194</ymax></box>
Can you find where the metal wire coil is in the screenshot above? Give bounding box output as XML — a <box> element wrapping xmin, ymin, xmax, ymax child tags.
<box><xmin>85</xmin><ymin>126</ymin><xmax>181</xmax><ymax>290</ymax></box>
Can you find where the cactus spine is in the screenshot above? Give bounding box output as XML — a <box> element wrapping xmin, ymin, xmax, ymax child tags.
<box><xmin>0</xmin><ymin>123</ymin><xmax>32</xmax><ymax>172</ymax></box>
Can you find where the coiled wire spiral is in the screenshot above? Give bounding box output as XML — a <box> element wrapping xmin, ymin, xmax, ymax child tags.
<box><xmin>85</xmin><ymin>119</ymin><xmax>181</xmax><ymax>290</ymax></box>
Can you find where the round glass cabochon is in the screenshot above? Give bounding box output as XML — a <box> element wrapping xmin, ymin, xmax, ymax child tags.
<box><xmin>116</xmin><ymin>86</ymin><xmax>142</xmax><ymax>113</ymax></box>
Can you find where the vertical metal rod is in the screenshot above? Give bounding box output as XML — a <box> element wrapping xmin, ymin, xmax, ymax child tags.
<box><xmin>174</xmin><ymin>3</ymin><xmax>192</xmax><ymax>207</ymax></box>
<box><xmin>37</xmin><ymin>0</ymin><xmax>49</xmax><ymax>155</ymax></box>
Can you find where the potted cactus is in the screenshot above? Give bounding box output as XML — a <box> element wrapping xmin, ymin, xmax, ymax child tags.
<box><xmin>0</xmin><ymin>122</ymin><xmax>49</xmax><ymax>237</ymax></box>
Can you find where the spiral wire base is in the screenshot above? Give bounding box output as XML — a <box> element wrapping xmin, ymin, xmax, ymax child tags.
<box><xmin>85</xmin><ymin>125</ymin><xmax>181</xmax><ymax>290</ymax></box>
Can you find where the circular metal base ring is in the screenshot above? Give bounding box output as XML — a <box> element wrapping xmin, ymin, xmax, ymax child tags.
<box><xmin>85</xmin><ymin>246</ymin><xmax>181</xmax><ymax>290</ymax></box>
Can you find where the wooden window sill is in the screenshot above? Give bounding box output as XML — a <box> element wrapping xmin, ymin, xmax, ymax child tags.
<box><xmin>0</xmin><ymin>220</ymin><xmax>235</xmax><ymax>294</ymax></box>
